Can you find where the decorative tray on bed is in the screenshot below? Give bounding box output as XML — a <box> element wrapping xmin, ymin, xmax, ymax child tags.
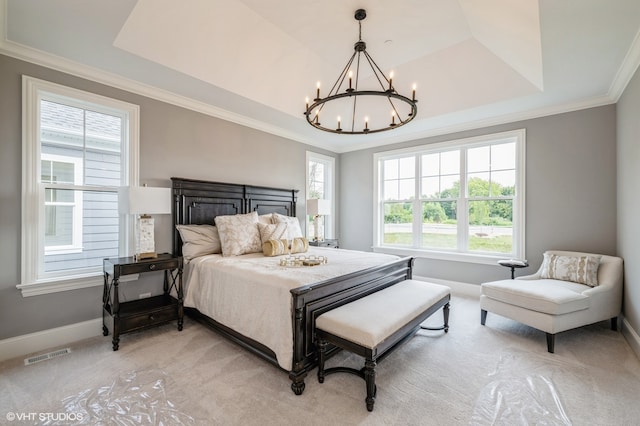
<box><xmin>279</xmin><ymin>255</ymin><xmax>328</xmax><ymax>267</ymax></box>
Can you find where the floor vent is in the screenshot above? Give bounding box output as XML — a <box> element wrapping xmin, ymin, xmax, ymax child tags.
<box><xmin>24</xmin><ymin>348</ymin><xmax>72</xmax><ymax>366</ymax></box>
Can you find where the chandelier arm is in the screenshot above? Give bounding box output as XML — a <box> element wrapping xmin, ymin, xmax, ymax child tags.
<box><xmin>362</xmin><ymin>50</ymin><xmax>391</xmax><ymax>92</ymax></box>
<box><xmin>329</xmin><ymin>52</ymin><xmax>357</xmax><ymax>97</ymax></box>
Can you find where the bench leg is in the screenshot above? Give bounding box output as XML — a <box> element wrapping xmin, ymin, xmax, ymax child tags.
<box><xmin>317</xmin><ymin>339</ymin><xmax>327</xmax><ymax>383</ymax></box>
<box><xmin>481</xmin><ymin>309</ymin><xmax>487</xmax><ymax>325</ymax></box>
<box><xmin>364</xmin><ymin>359</ymin><xmax>376</xmax><ymax>412</ymax></box>
<box><xmin>420</xmin><ymin>302</ymin><xmax>451</xmax><ymax>332</ymax></box>
<box><xmin>443</xmin><ymin>302</ymin><xmax>450</xmax><ymax>332</ymax></box>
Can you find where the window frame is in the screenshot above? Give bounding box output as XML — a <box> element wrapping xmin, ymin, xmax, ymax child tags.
<box><xmin>41</xmin><ymin>153</ymin><xmax>84</xmax><ymax>255</ymax></box>
<box><xmin>306</xmin><ymin>151</ymin><xmax>336</xmax><ymax>239</ymax></box>
<box><xmin>19</xmin><ymin>76</ymin><xmax>140</xmax><ymax>296</ymax></box>
<box><xmin>373</xmin><ymin>129</ymin><xmax>526</xmax><ymax>265</ymax></box>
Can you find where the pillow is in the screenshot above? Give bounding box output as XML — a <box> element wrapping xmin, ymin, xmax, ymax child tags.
<box><xmin>540</xmin><ymin>253</ymin><xmax>601</xmax><ymax>287</ymax></box>
<box><xmin>272</xmin><ymin>213</ymin><xmax>303</xmax><ymax>240</ymax></box>
<box><xmin>258</xmin><ymin>214</ymin><xmax>274</xmax><ymax>225</ymax></box>
<box><xmin>258</xmin><ymin>222</ymin><xmax>289</xmax><ymax>244</ymax></box>
<box><xmin>263</xmin><ymin>239</ymin><xmax>289</xmax><ymax>257</ymax></box>
<box><xmin>214</xmin><ymin>211</ymin><xmax>262</xmax><ymax>256</ymax></box>
<box><xmin>290</xmin><ymin>237</ymin><xmax>309</xmax><ymax>254</ymax></box>
<box><xmin>175</xmin><ymin>224</ymin><xmax>221</xmax><ymax>261</ymax></box>
<box><xmin>263</xmin><ymin>237</ymin><xmax>309</xmax><ymax>257</ymax></box>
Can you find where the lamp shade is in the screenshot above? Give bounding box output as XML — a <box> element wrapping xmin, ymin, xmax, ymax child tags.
<box><xmin>307</xmin><ymin>198</ymin><xmax>331</xmax><ymax>216</ymax></box>
<box><xmin>118</xmin><ymin>186</ymin><xmax>171</xmax><ymax>215</ymax></box>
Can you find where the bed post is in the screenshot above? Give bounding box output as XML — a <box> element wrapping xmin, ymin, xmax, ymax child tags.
<box><xmin>289</xmin><ymin>294</ymin><xmax>308</xmax><ymax>395</ymax></box>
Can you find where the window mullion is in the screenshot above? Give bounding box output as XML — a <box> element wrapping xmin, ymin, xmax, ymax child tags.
<box><xmin>413</xmin><ymin>154</ymin><xmax>421</xmax><ymax>248</ymax></box>
<box><xmin>458</xmin><ymin>149</ymin><xmax>468</xmax><ymax>251</ymax></box>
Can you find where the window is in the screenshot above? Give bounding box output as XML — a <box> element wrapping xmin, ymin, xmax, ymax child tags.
<box><xmin>20</xmin><ymin>76</ymin><xmax>139</xmax><ymax>296</ymax></box>
<box><xmin>306</xmin><ymin>152</ymin><xmax>335</xmax><ymax>239</ymax></box>
<box><xmin>373</xmin><ymin>130</ymin><xmax>525</xmax><ymax>264</ymax></box>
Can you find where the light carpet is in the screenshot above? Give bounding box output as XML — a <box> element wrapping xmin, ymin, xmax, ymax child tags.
<box><xmin>1</xmin><ymin>295</ymin><xmax>639</xmax><ymax>425</ymax></box>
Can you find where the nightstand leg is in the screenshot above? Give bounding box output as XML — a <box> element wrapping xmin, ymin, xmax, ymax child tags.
<box><xmin>112</xmin><ymin>278</ymin><xmax>120</xmax><ymax>351</ymax></box>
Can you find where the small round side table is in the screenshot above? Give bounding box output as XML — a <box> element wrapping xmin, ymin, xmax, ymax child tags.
<box><xmin>498</xmin><ymin>259</ymin><xmax>529</xmax><ymax>279</ymax></box>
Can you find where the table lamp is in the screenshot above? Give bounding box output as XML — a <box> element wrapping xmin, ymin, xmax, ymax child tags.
<box><xmin>306</xmin><ymin>198</ymin><xmax>331</xmax><ymax>242</ymax></box>
<box><xmin>118</xmin><ymin>185</ymin><xmax>171</xmax><ymax>260</ymax></box>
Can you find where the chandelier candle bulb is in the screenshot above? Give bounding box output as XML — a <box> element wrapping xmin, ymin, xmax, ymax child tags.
<box><xmin>391</xmin><ymin>111</ymin><xmax>396</xmax><ymax>126</ymax></box>
<box><xmin>316</xmin><ymin>82</ymin><xmax>320</xmax><ymax>101</ymax></box>
<box><xmin>389</xmin><ymin>71</ymin><xmax>393</xmax><ymax>91</ymax></box>
<box><xmin>349</xmin><ymin>71</ymin><xmax>353</xmax><ymax>90</ymax></box>
<box><xmin>305</xmin><ymin>97</ymin><xmax>309</xmax><ymax>110</ymax></box>
<box><xmin>412</xmin><ymin>84</ymin><xmax>416</xmax><ymax>101</ymax></box>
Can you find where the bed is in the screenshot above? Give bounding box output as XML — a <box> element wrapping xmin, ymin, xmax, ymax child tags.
<box><xmin>171</xmin><ymin>177</ymin><xmax>414</xmax><ymax>394</ymax></box>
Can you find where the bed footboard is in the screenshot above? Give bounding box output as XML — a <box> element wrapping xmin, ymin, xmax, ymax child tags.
<box><xmin>288</xmin><ymin>256</ymin><xmax>414</xmax><ymax>394</ymax></box>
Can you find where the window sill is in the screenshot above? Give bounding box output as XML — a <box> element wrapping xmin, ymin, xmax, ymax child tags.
<box><xmin>372</xmin><ymin>246</ymin><xmax>515</xmax><ymax>266</ymax></box>
<box><xmin>17</xmin><ymin>273</ymin><xmax>138</xmax><ymax>297</ymax></box>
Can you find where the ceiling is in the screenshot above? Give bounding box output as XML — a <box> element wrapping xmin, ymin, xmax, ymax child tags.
<box><xmin>2</xmin><ymin>0</ymin><xmax>640</xmax><ymax>153</ymax></box>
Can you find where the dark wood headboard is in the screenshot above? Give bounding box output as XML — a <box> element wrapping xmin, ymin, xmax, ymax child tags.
<box><xmin>171</xmin><ymin>177</ymin><xmax>299</xmax><ymax>256</ymax></box>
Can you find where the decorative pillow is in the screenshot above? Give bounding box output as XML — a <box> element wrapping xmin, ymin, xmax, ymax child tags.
<box><xmin>290</xmin><ymin>237</ymin><xmax>309</xmax><ymax>254</ymax></box>
<box><xmin>257</xmin><ymin>222</ymin><xmax>289</xmax><ymax>244</ymax></box>
<box><xmin>272</xmin><ymin>213</ymin><xmax>303</xmax><ymax>240</ymax></box>
<box><xmin>175</xmin><ymin>224</ymin><xmax>221</xmax><ymax>261</ymax></box>
<box><xmin>214</xmin><ymin>212</ymin><xmax>262</xmax><ymax>256</ymax></box>
<box><xmin>258</xmin><ymin>214</ymin><xmax>274</xmax><ymax>225</ymax></box>
<box><xmin>540</xmin><ymin>253</ymin><xmax>601</xmax><ymax>287</ymax></box>
<box><xmin>263</xmin><ymin>239</ymin><xmax>289</xmax><ymax>257</ymax></box>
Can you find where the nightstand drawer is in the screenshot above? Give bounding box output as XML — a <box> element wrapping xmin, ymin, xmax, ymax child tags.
<box><xmin>118</xmin><ymin>259</ymin><xmax>180</xmax><ymax>275</ymax></box>
<box><xmin>117</xmin><ymin>296</ymin><xmax>178</xmax><ymax>333</ymax></box>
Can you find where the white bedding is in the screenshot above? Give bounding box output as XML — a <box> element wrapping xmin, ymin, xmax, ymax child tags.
<box><xmin>183</xmin><ymin>247</ymin><xmax>399</xmax><ymax>370</ymax></box>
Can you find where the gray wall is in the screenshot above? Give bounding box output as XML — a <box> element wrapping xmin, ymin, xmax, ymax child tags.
<box><xmin>0</xmin><ymin>54</ymin><xmax>338</xmax><ymax>340</ymax></box>
<box><xmin>617</xmin><ymin>66</ymin><xmax>640</xmax><ymax>336</ymax></box>
<box><xmin>0</xmin><ymin>52</ymin><xmax>625</xmax><ymax>342</ymax></box>
<box><xmin>340</xmin><ymin>106</ymin><xmax>618</xmax><ymax>284</ymax></box>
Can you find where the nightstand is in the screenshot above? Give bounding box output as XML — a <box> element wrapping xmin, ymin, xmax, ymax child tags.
<box><xmin>102</xmin><ymin>253</ymin><xmax>183</xmax><ymax>350</ymax></box>
<box><xmin>309</xmin><ymin>239</ymin><xmax>339</xmax><ymax>248</ymax></box>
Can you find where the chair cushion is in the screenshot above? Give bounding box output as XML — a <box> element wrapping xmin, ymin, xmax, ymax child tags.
<box><xmin>316</xmin><ymin>280</ymin><xmax>450</xmax><ymax>349</ymax></box>
<box><xmin>481</xmin><ymin>279</ymin><xmax>590</xmax><ymax>315</ymax></box>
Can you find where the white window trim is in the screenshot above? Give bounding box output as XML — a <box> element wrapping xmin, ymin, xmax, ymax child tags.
<box><xmin>306</xmin><ymin>151</ymin><xmax>336</xmax><ymax>239</ymax></box>
<box><xmin>373</xmin><ymin>129</ymin><xmax>526</xmax><ymax>265</ymax></box>
<box><xmin>19</xmin><ymin>76</ymin><xmax>140</xmax><ymax>296</ymax></box>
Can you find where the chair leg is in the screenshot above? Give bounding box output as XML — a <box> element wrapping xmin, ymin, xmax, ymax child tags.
<box><xmin>611</xmin><ymin>317</ymin><xmax>618</xmax><ymax>331</ymax></box>
<box><xmin>546</xmin><ymin>333</ymin><xmax>555</xmax><ymax>353</ymax></box>
<box><xmin>480</xmin><ymin>309</ymin><xmax>487</xmax><ymax>325</ymax></box>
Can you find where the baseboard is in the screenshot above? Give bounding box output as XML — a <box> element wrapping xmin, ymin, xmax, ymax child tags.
<box><xmin>413</xmin><ymin>275</ymin><xmax>481</xmax><ymax>298</ymax></box>
<box><xmin>622</xmin><ymin>316</ymin><xmax>640</xmax><ymax>360</ymax></box>
<box><xmin>0</xmin><ymin>318</ymin><xmax>102</xmax><ymax>363</ymax></box>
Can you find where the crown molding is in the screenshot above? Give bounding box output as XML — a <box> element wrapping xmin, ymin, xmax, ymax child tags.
<box><xmin>333</xmin><ymin>94</ymin><xmax>616</xmax><ymax>154</ymax></box>
<box><xmin>609</xmin><ymin>27</ymin><xmax>640</xmax><ymax>101</ymax></box>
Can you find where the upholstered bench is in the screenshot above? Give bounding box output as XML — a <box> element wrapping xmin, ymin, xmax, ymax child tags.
<box><xmin>315</xmin><ymin>279</ymin><xmax>451</xmax><ymax>411</ymax></box>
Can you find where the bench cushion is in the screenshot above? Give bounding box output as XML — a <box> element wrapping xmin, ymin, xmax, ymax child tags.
<box><xmin>481</xmin><ymin>279</ymin><xmax>590</xmax><ymax>315</ymax></box>
<box><xmin>316</xmin><ymin>280</ymin><xmax>450</xmax><ymax>349</ymax></box>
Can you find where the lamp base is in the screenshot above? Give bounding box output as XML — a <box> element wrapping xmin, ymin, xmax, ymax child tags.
<box><xmin>135</xmin><ymin>215</ymin><xmax>157</xmax><ymax>261</ymax></box>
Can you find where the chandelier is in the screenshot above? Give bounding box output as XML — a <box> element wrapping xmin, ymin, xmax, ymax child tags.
<box><xmin>304</xmin><ymin>9</ymin><xmax>418</xmax><ymax>135</ymax></box>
